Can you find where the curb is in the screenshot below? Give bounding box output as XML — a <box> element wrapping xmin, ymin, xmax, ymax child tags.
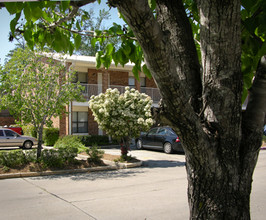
<box><xmin>0</xmin><ymin>158</ymin><xmax>143</xmax><ymax>180</ymax></box>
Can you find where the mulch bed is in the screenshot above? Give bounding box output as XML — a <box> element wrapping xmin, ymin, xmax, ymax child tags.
<box><xmin>0</xmin><ymin>153</ymin><xmax>140</xmax><ymax>174</ymax></box>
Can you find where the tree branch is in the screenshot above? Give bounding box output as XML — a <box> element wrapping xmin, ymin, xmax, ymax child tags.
<box><xmin>0</xmin><ymin>0</ymin><xmax>96</xmax><ymax>8</ymax></box>
<box><xmin>47</xmin><ymin>5</ymin><xmax>79</xmax><ymax>30</ymax></box>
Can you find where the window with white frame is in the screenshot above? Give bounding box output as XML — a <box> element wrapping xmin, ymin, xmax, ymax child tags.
<box><xmin>72</xmin><ymin>112</ymin><xmax>88</xmax><ymax>133</ymax></box>
<box><xmin>74</xmin><ymin>72</ymin><xmax>88</xmax><ymax>83</ymax></box>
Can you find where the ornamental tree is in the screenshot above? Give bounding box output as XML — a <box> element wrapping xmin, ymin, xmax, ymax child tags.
<box><xmin>89</xmin><ymin>87</ymin><xmax>153</xmax><ymax>156</ymax></box>
<box><xmin>0</xmin><ymin>48</ymin><xmax>83</xmax><ymax>158</ymax></box>
<box><xmin>2</xmin><ymin>0</ymin><xmax>266</xmax><ymax>218</ymax></box>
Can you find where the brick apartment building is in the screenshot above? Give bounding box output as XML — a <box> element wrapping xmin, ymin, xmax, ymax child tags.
<box><xmin>49</xmin><ymin>55</ymin><xmax>161</xmax><ymax>136</ymax></box>
<box><xmin>0</xmin><ymin>55</ymin><xmax>160</xmax><ymax>136</ymax></box>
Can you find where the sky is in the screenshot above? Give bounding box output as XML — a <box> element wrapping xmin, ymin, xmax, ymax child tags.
<box><xmin>0</xmin><ymin>0</ymin><xmax>124</xmax><ymax>65</ymax></box>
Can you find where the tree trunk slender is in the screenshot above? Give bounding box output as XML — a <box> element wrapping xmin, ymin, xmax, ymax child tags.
<box><xmin>120</xmin><ymin>137</ymin><xmax>129</xmax><ymax>157</ymax></box>
<box><xmin>36</xmin><ymin>126</ymin><xmax>44</xmax><ymax>159</ymax></box>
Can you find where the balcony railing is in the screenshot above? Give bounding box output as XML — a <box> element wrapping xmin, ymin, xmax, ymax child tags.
<box><xmin>74</xmin><ymin>83</ymin><xmax>161</xmax><ymax>103</ymax></box>
<box><xmin>140</xmin><ymin>87</ymin><xmax>161</xmax><ymax>103</ymax></box>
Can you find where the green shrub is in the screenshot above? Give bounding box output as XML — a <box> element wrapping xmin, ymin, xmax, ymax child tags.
<box><xmin>43</xmin><ymin>127</ymin><xmax>59</xmax><ymax>146</ymax></box>
<box><xmin>39</xmin><ymin>146</ymin><xmax>79</xmax><ymax>168</ymax></box>
<box><xmin>24</xmin><ymin>149</ymin><xmax>38</xmax><ymax>163</ymax></box>
<box><xmin>86</xmin><ymin>145</ymin><xmax>104</xmax><ymax>164</ymax></box>
<box><xmin>0</xmin><ymin>146</ymin><xmax>80</xmax><ymax>170</ymax></box>
<box><xmin>54</xmin><ymin>135</ymin><xmax>116</xmax><ymax>148</ymax></box>
<box><xmin>2</xmin><ymin>166</ymin><xmax>10</xmax><ymax>172</ymax></box>
<box><xmin>22</xmin><ymin>124</ymin><xmax>37</xmax><ymax>138</ymax></box>
<box><xmin>54</xmin><ymin>135</ymin><xmax>86</xmax><ymax>153</ymax></box>
<box><xmin>39</xmin><ymin>149</ymin><xmax>63</xmax><ymax>168</ymax></box>
<box><xmin>0</xmin><ymin>150</ymin><xmax>27</xmax><ymax>168</ymax></box>
<box><xmin>77</xmin><ymin>135</ymin><xmax>114</xmax><ymax>146</ymax></box>
<box><xmin>57</xmin><ymin>145</ymin><xmax>79</xmax><ymax>163</ymax></box>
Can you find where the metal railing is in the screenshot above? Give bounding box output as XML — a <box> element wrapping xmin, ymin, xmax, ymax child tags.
<box><xmin>140</xmin><ymin>87</ymin><xmax>161</xmax><ymax>103</ymax></box>
<box><xmin>74</xmin><ymin>83</ymin><xmax>161</xmax><ymax>102</ymax></box>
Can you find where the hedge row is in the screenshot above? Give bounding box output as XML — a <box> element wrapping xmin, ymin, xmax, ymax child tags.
<box><xmin>55</xmin><ymin>135</ymin><xmax>115</xmax><ymax>147</ymax></box>
<box><xmin>0</xmin><ymin>147</ymin><xmax>79</xmax><ymax>169</ymax></box>
<box><xmin>22</xmin><ymin>125</ymin><xmax>117</xmax><ymax>146</ymax></box>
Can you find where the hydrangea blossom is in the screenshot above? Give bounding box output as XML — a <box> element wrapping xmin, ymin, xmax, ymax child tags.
<box><xmin>89</xmin><ymin>87</ymin><xmax>153</xmax><ymax>139</ymax></box>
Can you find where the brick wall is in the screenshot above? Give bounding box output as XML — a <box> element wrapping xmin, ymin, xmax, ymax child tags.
<box><xmin>59</xmin><ymin>112</ymin><xmax>67</xmax><ymax>136</ymax></box>
<box><xmin>88</xmin><ymin>109</ymin><xmax>98</xmax><ymax>135</ymax></box>
<box><xmin>88</xmin><ymin>69</ymin><xmax>98</xmax><ymax>84</ymax></box>
<box><xmin>146</xmin><ymin>77</ymin><xmax>157</xmax><ymax>88</ymax></box>
<box><xmin>110</xmin><ymin>70</ymin><xmax>128</xmax><ymax>86</ymax></box>
<box><xmin>0</xmin><ymin>117</ymin><xmax>16</xmax><ymax>126</ymax></box>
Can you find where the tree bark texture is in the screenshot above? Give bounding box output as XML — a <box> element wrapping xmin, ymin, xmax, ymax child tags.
<box><xmin>109</xmin><ymin>0</ymin><xmax>266</xmax><ymax>219</ymax></box>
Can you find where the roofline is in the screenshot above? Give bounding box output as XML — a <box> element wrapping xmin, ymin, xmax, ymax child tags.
<box><xmin>41</xmin><ymin>53</ymin><xmax>137</xmax><ymax>71</ymax></box>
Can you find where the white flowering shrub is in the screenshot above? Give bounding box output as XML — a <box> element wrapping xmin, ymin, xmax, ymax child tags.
<box><xmin>89</xmin><ymin>87</ymin><xmax>153</xmax><ymax>140</ymax></box>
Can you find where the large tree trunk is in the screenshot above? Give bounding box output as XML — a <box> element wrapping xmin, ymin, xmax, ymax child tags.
<box><xmin>109</xmin><ymin>0</ymin><xmax>266</xmax><ymax>219</ymax></box>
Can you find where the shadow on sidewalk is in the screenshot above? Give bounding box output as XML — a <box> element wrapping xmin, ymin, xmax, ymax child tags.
<box><xmin>142</xmin><ymin>160</ymin><xmax>185</xmax><ymax>168</ymax></box>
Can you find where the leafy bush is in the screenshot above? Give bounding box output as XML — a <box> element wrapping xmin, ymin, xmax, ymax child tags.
<box><xmin>0</xmin><ymin>146</ymin><xmax>80</xmax><ymax>169</ymax></box>
<box><xmin>0</xmin><ymin>150</ymin><xmax>27</xmax><ymax>168</ymax></box>
<box><xmin>39</xmin><ymin>149</ymin><xmax>64</xmax><ymax>168</ymax></box>
<box><xmin>24</xmin><ymin>149</ymin><xmax>38</xmax><ymax>163</ymax></box>
<box><xmin>54</xmin><ymin>135</ymin><xmax>86</xmax><ymax>153</ymax></box>
<box><xmin>86</xmin><ymin>145</ymin><xmax>104</xmax><ymax>164</ymax></box>
<box><xmin>39</xmin><ymin>146</ymin><xmax>79</xmax><ymax>168</ymax></box>
<box><xmin>54</xmin><ymin>135</ymin><xmax>116</xmax><ymax>148</ymax></box>
<box><xmin>78</xmin><ymin>135</ymin><xmax>111</xmax><ymax>146</ymax></box>
<box><xmin>57</xmin><ymin>145</ymin><xmax>79</xmax><ymax>163</ymax></box>
<box><xmin>43</xmin><ymin>127</ymin><xmax>59</xmax><ymax>146</ymax></box>
<box><xmin>22</xmin><ymin>124</ymin><xmax>37</xmax><ymax>138</ymax></box>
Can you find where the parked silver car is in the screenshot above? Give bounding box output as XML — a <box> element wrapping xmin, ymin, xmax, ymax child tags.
<box><xmin>0</xmin><ymin>128</ymin><xmax>37</xmax><ymax>149</ymax></box>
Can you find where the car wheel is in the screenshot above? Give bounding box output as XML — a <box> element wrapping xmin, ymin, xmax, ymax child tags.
<box><xmin>23</xmin><ymin>141</ymin><xmax>33</xmax><ymax>149</ymax></box>
<box><xmin>163</xmin><ymin>142</ymin><xmax>173</xmax><ymax>154</ymax></box>
<box><xmin>136</xmin><ymin>139</ymin><xmax>143</xmax><ymax>150</ymax></box>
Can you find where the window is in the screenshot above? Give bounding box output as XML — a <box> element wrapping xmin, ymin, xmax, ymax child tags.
<box><xmin>74</xmin><ymin>72</ymin><xmax>88</xmax><ymax>83</ymax></box>
<box><xmin>5</xmin><ymin>130</ymin><xmax>17</xmax><ymax>137</ymax></box>
<box><xmin>0</xmin><ymin>130</ymin><xmax>4</xmax><ymax>136</ymax></box>
<box><xmin>72</xmin><ymin>112</ymin><xmax>88</xmax><ymax>133</ymax></box>
<box><xmin>148</xmin><ymin>128</ymin><xmax>158</xmax><ymax>135</ymax></box>
<box><xmin>140</xmin><ymin>77</ymin><xmax>146</xmax><ymax>87</ymax></box>
<box><xmin>128</xmin><ymin>76</ymin><xmax>135</xmax><ymax>89</ymax></box>
<box><xmin>158</xmin><ymin>128</ymin><xmax>167</xmax><ymax>135</ymax></box>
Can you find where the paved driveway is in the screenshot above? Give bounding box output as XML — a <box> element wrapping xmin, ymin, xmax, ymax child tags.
<box><xmin>0</xmin><ymin>147</ymin><xmax>266</xmax><ymax>219</ymax></box>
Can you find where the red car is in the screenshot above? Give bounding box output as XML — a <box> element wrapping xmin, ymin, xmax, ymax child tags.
<box><xmin>2</xmin><ymin>126</ymin><xmax>23</xmax><ymax>135</ymax></box>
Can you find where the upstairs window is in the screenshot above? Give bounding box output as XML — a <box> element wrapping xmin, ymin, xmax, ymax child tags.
<box><xmin>140</xmin><ymin>77</ymin><xmax>146</xmax><ymax>87</ymax></box>
<box><xmin>128</xmin><ymin>76</ymin><xmax>135</xmax><ymax>89</ymax></box>
<box><xmin>74</xmin><ymin>72</ymin><xmax>88</xmax><ymax>83</ymax></box>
